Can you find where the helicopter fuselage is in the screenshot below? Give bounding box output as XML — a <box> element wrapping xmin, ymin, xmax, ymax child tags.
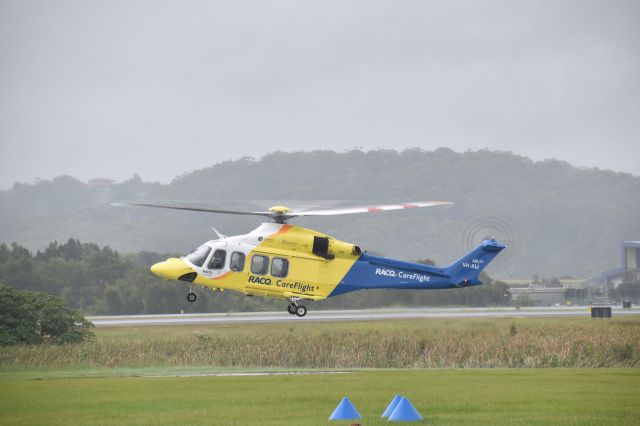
<box><xmin>150</xmin><ymin>222</ymin><xmax>506</xmax><ymax>304</ymax></box>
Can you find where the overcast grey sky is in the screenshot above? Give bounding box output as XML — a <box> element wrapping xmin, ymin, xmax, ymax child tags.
<box><xmin>1</xmin><ymin>0</ymin><xmax>638</xmax><ymax>188</ymax></box>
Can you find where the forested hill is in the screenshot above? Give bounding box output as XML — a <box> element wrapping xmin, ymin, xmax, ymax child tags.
<box><xmin>1</xmin><ymin>149</ymin><xmax>638</xmax><ymax>278</ymax></box>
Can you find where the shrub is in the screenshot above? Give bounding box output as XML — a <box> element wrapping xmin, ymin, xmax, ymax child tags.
<box><xmin>0</xmin><ymin>285</ymin><xmax>94</xmax><ymax>345</ymax></box>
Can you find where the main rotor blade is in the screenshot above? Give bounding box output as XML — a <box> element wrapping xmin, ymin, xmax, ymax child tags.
<box><xmin>116</xmin><ymin>200</ymin><xmax>454</xmax><ymax>222</ymax></box>
<box><xmin>117</xmin><ymin>201</ymin><xmax>272</xmax><ymax>217</ymax></box>
<box><xmin>292</xmin><ymin>200</ymin><xmax>454</xmax><ymax>217</ymax></box>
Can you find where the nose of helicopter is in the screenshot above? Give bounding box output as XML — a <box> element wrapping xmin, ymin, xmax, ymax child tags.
<box><xmin>150</xmin><ymin>258</ymin><xmax>193</xmax><ymax>281</ymax></box>
<box><xmin>150</xmin><ymin>261</ymin><xmax>168</xmax><ymax>277</ymax></box>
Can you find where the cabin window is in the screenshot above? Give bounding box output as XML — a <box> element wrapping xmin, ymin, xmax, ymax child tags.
<box><xmin>271</xmin><ymin>258</ymin><xmax>289</xmax><ymax>278</ymax></box>
<box><xmin>185</xmin><ymin>245</ymin><xmax>211</xmax><ymax>267</ymax></box>
<box><xmin>251</xmin><ymin>255</ymin><xmax>269</xmax><ymax>275</ymax></box>
<box><xmin>207</xmin><ymin>249</ymin><xmax>226</xmax><ymax>270</ymax></box>
<box><xmin>230</xmin><ymin>252</ymin><xmax>245</xmax><ymax>271</ymax></box>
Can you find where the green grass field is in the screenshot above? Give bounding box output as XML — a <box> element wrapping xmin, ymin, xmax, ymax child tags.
<box><xmin>2</xmin><ymin>316</ymin><xmax>640</xmax><ymax>424</ymax></box>
<box><xmin>1</xmin><ymin>369</ymin><xmax>639</xmax><ymax>425</ymax></box>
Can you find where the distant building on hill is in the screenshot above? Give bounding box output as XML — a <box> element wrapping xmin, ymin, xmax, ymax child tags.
<box><xmin>87</xmin><ymin>178</ymin><xmax>115</xmax><ymax>188</ymax></box>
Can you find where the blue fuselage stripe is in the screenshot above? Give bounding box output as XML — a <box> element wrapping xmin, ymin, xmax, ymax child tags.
<box><xmin>329</xmin><ymin>253</ymin><xmax>460</xmax><ymax>297</ymax></box>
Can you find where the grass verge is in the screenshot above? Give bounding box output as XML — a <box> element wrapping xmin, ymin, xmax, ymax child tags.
<box><xmin>1</xmin><ymin>369</ymin><xmax>639</xmax><ymax>425</ymax></box>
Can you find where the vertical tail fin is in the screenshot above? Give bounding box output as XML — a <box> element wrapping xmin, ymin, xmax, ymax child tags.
<box><xmin>444</xmin><ymin>239</ymin><xmax>506</xmax><ymax>285</ymax></box>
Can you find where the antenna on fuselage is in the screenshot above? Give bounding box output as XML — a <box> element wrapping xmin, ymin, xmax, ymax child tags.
<box><xmin>210</xmin><ymin>227</ymin><xmax>227</xmax><ymax>239</ymax></box>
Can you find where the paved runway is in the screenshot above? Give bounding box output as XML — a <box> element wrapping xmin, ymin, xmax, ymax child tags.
<box><xmin>88</xmin><ymin>306</ymin><xmax>639</xmax><ymax>327</ymax></box>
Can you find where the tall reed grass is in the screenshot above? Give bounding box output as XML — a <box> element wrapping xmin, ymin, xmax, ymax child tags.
<box><xmin>1</xmin><ymin>318</ymin><xmax>638</xmax><ymax>369</ymax></box>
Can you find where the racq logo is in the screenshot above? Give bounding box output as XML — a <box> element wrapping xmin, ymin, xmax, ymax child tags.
<box><xmin>375</xmin><ymin>268</ymin><xmax>430</xmax><ymax>283</ymax></box>
<box><xmin>375</xmin><ymin>268</ymin><xmax>397</xmax><ymax>277</ymax></box>
<box><xmin>248</xmin><ymin>275</ymin><xmax>316</xmax><ymax>293</ymax></box>
<box><xmin>248</xmin><ymin>275</ymin><xmax>272</xmax><ymax>285</ymax></box>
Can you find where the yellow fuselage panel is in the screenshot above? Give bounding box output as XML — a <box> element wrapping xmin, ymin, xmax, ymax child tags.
<box><xmin>176</xmin><ymin>224</ymin><xmax>360</xmax><ymax>300</ymax></box>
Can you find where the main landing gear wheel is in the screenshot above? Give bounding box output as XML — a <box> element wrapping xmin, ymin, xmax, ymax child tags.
<box><xmin>187</xmin><ymin>292</ymin><xmax>197</xmax><ymax>303</ymax></box>
<box><xmin>295</xmin><ymin>305</ymin><xmax>307</xmax><ymax>318</ymax></box>
<box><xmin>287</xmin><ymin>304</ymin><xmax>296</xmax><ymax>315</ymax></box>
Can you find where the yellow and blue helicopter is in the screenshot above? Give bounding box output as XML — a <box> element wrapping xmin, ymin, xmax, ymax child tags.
<box><xmin>130</xmin><ymin>201</ymin><xmax>505</xmax><ymax>317</ymax></box>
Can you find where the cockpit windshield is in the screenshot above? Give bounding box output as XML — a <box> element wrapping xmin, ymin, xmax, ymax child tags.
<box><xmin>185</xmin><ymin>245</ymin><xmax>211</xmax><ymax>267</ymax></box>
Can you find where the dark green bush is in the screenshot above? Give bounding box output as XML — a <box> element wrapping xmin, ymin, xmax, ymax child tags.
<box><xmin>0</xmin><ymin>285</ymin><xmax>94</xmax><ymax>345</ymax></box>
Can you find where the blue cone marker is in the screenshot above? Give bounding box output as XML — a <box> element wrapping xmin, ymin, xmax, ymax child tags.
<box><xmin>329</xmin><ymin>396</ymin><xmax>362</xmax><ymax>421</ymax></box>
<box><xmin>382</xmin><ymin>394</ymin><xmax>403</xmax><ymax>418</ymax></box>
<box><xmin>388</xmin><ymin>397</ymin><xmax>423</xmax><ymax>422</ymax></box>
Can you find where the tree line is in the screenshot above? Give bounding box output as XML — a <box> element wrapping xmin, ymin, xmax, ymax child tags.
<box><xmin>0</xmin><ymin>238</ymin><xmax>513</xmax><ymax>315</ymax></box>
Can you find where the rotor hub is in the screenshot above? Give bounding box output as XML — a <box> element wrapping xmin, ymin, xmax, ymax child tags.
<box><xmin>268</xmin><ymin>206</ymin><xmax>292</xmax><ymax>223</ymax></box>
<box><xmin>268</xmin><ymin>205</ymin><xmax>291</xmax><ymax>214</ymax></box>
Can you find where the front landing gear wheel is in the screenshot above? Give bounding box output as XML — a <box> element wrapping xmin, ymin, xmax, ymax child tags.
<box><xmin>295</xmin><ymin>305</ymin><xmax>307</xmax><ymax>318</ymax></box>
<box><xmin>187</xmin><ymin>292</ymin><xmax>197</xmax><ymax>303</ymax></box>
<box><xmin>287</xmin><ymin>304</ymin><xmax>296</xmax><ymax>315</ymax></box>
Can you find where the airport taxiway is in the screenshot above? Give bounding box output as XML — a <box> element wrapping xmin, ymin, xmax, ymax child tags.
<box><xmin>88</xmin><ymin>306</ymin><xmax>639</xmax><ymax>327</ymax></box>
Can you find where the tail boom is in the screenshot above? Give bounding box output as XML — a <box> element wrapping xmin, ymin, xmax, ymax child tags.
<box><xmin>329</xmin><ymin>239</ymin><xmax>506</xmax><ymax>297</ymax></box>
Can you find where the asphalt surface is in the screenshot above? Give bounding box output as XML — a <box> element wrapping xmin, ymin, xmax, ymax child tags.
<box><xmin>88</xmin><ymin>306</ymin><xmax>640</xmax><ymax>327</ymax></box>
